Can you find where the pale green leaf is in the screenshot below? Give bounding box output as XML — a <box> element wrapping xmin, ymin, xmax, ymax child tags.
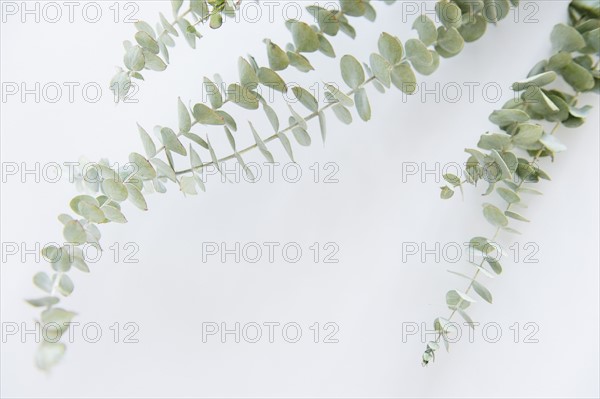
<box><xmin>33</xmin><ymin>272</ymin><xmax>53</xmax><ymax>294</ymax></box>
<box><xmin>193</xmin><ymin>103</ymin><xmax>225</xmax><ymax>125</ymax></box>
<box><xmin>370</xmin><ymin>53</ymin><xmax>391</xmax><ymax>88</ymax></box>
<box><xmin>257</xmin><ymin>67</ymin><xmax>287</xmax><ymax>93</ymax></box>
<box><xmin>103</xmin><ymin>205</ymin><xmax>127</xmax><ymax>223</ymax></box>
<box><xmin>58</xmin><ymin>274</ymin><xmax>74</xmax><ymax>297</ymax></box>
<box><xmin>238</xmin><ymin>57</ymin><xmax>259</xmax><ymax>90</ymax></box>
<box><xmin>505</xmin><ymin>210</ymin><xmax>530</xmax><ymax>222</ymax></box>
<box><xmin>472</xmin><ymin>280</ymin><xmax>493</xmax><ymax>304</ymax></box>
<box><xmin>102</xmin><ymin>179</ymin><xmax>128</xmax><ymax>201</ymax></box>
<box><xmin>63</xmin><ymin>221</ymin><xmax>86</xmax><ymax>243</ymax></box>
<box><xmin>178</xmin><ymin>97</ymin><xmax>192</xmax><ymax>133</ymax></box>
<box><xmin>292</xmin><ymin>21</ymin><xmax>320</xmax><ymax>52</ymax></box>
<box><xmin>340</xmin><ymin>55</ymin><xmax>365</xmax><ymax>89</ymax></box>
<box><xmin>26</xmin><ymin>296</ymin><xmax>59</xmax><ymax>307</ymax></box>
<box><xmin>126</xmin><ymin>184</ymin><xmax>148</xmax><ymax>211</ymax></box>
<box><xmin>227</xmin><ymin>83</ymin><xmax>260</xmax><ymax>110</ymax></box>
<box><xmin>138</xmin><ymin>124</ymin><xmax>156</xmax><ymax>158</ymax></box>
<box><xmin>391</xmin><ymin>64</ymin><xmax>417</xmax><ymax>94</ymax></box>
<box><xmin>378</xmin><ymin>32</ymin><xmax>403</xmax><ymax>65</ymax></box>
<box><xmin>292</xmin><ymin>86</ymin><xmax>318</xmax><ymax>112</ymax></box>
<box><xmin>265</xmin><ymin>39</ymin><xmax>289</xmax><ymax>71</ymax></box>
<box><xmin>129</xmin><ymin>152</ymin><xmax>157</xmax><ymax>180</ymax></box>
<box><xmin>332</xmin><ymin>104</ymin><xmax>352</xmax><ymax>124</ymax></box>
<box><xmin>483</xmin><ymin>204</ymin><xmax>508</xmax><ymax>227</ymax></box>
<box><xmin>551</xmin><ymin>23</ymin><xmax>586</xmax><ymax>52</ymax></box>
<box><xmin>249</xmin><ymin>122</ymin><xmax>274</xmax><ymax>163</ymax></box>
<box><xmin>36</xmin><ymin>342</ymin><xmax>66</xmax><ymax>371</ymax></box>
<box><xmin>325</xmin><ymin>83</ymin><xmax>354</xmax><ymax>107</ymax></box>
<box><xmin>160</xmin><ymin>127</ymin><xmax>187</xmax><ymax>156</ymax></box>
<box><xmin>412</xmin><ymin>15</ymin><xmax>437</xmax><ymax>46</ymax></box>
<box><xmin>354</xmin><ymin>88</ymin><xmax>371</xmax><ymax>121</ymax></box>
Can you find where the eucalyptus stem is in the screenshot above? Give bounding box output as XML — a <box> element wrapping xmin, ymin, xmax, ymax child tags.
<box><xmin>173</xmin><ymin>76</ymin><xmax>378</xmax><ymax>176</ymax></box>
<box><xmin>435</xmin><ymin>92</ymin><xmax>582</xmax><ymax>346</ymax></box>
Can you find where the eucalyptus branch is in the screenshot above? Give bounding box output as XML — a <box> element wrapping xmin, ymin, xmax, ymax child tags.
<box><xmin>111</xmin><ymin>0</ymin><xmax>240</xmax><ymax>100</ymax></box>
<box><xmin>423</xmin><ymin>0</ymin><xmax>599</xmax><ymax>365</ymax></box>
<box><xmin>174</xmin><ymin>76</ymin><xmax>378</xmax><ymax>176</ymax></box>
<box><xmin>29</xmin><ymin>0</ymin><xmax>527</xmax><ymax>371</ymax></box>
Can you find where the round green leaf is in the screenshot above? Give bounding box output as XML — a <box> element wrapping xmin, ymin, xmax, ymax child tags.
<box><xmin>102</xmin><ymin>179</ymin><xmax>128</xmax><ymax>201</ymax></box>
<box><xmin>354</xmin><ymin>88</ymin><xmax>371</xmax><ymax>121</ymax></box>
<box><xmin>483</xmin><ymin>204</ymin><xmax>508</xmax><ymax>227</ymax></box>
<box><xmin>340</xmin><ymin>55</ymin><xmax>365</xmax><ymax>89</ymax></box>
<box><xmin>265</xmin><ymin>40</ymin><xmax>289</xmax><ymax>71</ymax></box>
<box><xmin>391</xmin><ymin>64</ymin><xmax>417</xmax><ymax>94</ymax></box>
<box><xmin>291</xmin><ymin>22</ymin><xmax>319</xmax><ymax>53</ymax></box>
<box><xmin>63</xmin><ymin>220</ymin><xmax>86</xmax><ymax>243</ymax></box>
<box><xmin>378</xmin><ymin>32</ymin><xmax>404</xmax><ymax>65</ymax></box>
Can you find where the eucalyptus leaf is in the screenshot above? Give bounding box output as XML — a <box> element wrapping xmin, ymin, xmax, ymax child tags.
<box><xmin>472</xmin><ymin>280</ymin><xmax>493</xmax><ymax>304</ymax></box>
<box><xmin>178</xmin><ymin>97</ymin><xmax>192</xmax><ymax>133</ymax></box>
<box><xmin>287</xmin><ymin>51</ymin><xmax>314</xmax><ymax>72</ymax></box>
<box><xmin>370</xmin><ymin>53</ymin><xmax>392</xmax><ymax>88</ymax></box>
<box><xmin>238</xmin><ymin>57</ymin><xmax>259</xmax><ymax>90</ymax></box>
<box><xmin>102</xmin><ymin>179</ymin><xmax>128</xmax><ymax>202</ymax></box>
<box><xmin>340</xmin><ymin>55</ymin><xmax>365</xmax><ymax>89</ymax></box>
<box><xmin>249</xmin><ymin>122</ymin><xmax>274</xmax><ymax>163</ymax></box>
<box><xmin>103</xmin><ymin>205</ymin><xmax>127</xmax><ymax>223</ymax></box>
<box><xmin>135</xmin><ymin>31</ymin><xmax>159</xmax><ymax>54</ymax></box>
<box><xmin>489</xmin><ymin>109</ymin><xmax>530</xmax><ymax>126</ymax></box>
<box><xmin>277</xmin><ymin>133</ymin><xmax>295</xmax><ymax>162</ymax></box>
<box><xmin>378</xmin><ymin>33</ymin><xmax>403</xmax><ymax>65</ymax></box>
<box><xmin>257</xmin><ymin>67</ymin><xmax>287</xmax><ymax>93</ymax></box>
<box><xmin>483</xmin><ymin>204</ymin><xmax>509</xmax><ymax>227</ymax></box>
<box><xmin>435</xmin><ymin>27</ymin><xmax>464</xmax><ymax>57</ymax></box>
<box><xmin>150</xmin><ymin>158</ymin><xmax>177</xmax><ymax>182</ymax></box>
<box><xmin>26</xmin><ymin>296</ymin><xmax>60</xmax><ymax>307</ymax></box>
<box><xmin>332</xmin><ymin>104</ymin><xmax>353</xmax><ymax>124</ymax></box>
<box><xmin>412</xmin><ymin>50</ymin><xmax>440</xmax><ymax>76</ymax></box>
<box><xmin>33</xmin><ymin>272</ymin><xmax>53</xmax><ymax>294</ymax></box>
<box><xmin>204</xmin><ymin>77</ymin><xmax>223</xmax><ymax>109</ymax></box>
<box><xmin>265</xmin><ymin>39</ymin><xmax>289</xmax><ymax>71</ymax></box>
<box><xmin>405</xmin><ymin>39</ymin><xmax>433</xmax><ymax>67</ymax></box>
<box><xmin>292</xmin><ymin>21</ymin><xmax>320</xmax><ymax>52</ymax></box>
<box><xmin>354</xmin><ymin>88</ymin><xmax>371</xmax><ymax>121</ymax></box>
<box><xmin>58</xmin><ymin>274</ymin><xmax>74</xmax><ymax>297</ymax></box>
<box><xmin>263</xmin><ymin>103</ymin><xmax>280</xmax><ymax>132</ymax></box>
<box><xmin>36</xmin><ymin>342</ymin><xmax>66</xmax><ymax>371</ymax></box>
<box><xmin>325</xmin><ymin>83</ymin><xmax>354</xmax><ymax>107</ymax></box>
<box><xmin>512</xmin><ymin>71</ymin><xmax>558</xmax><ymax>91</ymax></box>
<box><xmin>227</xmin><ymin>84</ymin><xmax>260</xmax><ymax>110</ymax></box>
<box><xmin>161</xmin><ymin>127</ymin><xmax>187</xmax><ymax>156</ymax></box>
<box><xmin>124</xmin><ymin>46</ymin><xmax>145</xmax><ymax>71</ymax></box>
<box><xmin>412</xmin><ymin>15</ymin><xmax>438</xmax><ymax>46</ymax></box>
<box><xmin>129</xmin><ymin>153</ymin><xmax>157</xmax><ymax>180</ymax></box>
<box><xmin>193</xmin><ymin>103</ymin><xmax>226</xmax><ymax>125</ymax></box>
<box><xmin>126</xmin><ymin>184</ymin><xmax>148</xmax><ymax>211</ymax></box>
<box><xmin>436</xmin><ymin>1</ymin><xmax>462</xmax><ymax>28</ymax></box>
<box><xmin>497</xmin><ymin>187</ymin><xmax>520</xmax><ymax>204</ymax></box>
<box><xmin>458</xmin><ymin>14</ymin><xmax>487</xmax><ymax>42</ymax></box>
<box><xmin>551</xmin><ymin>23</ymin><xmax>586</xmax><ymax>52</ymax></box>
<box><xmin>391</xmin><ymin>64</ymin><xmax>417</xmax><ymax>94</ymax></box>
<box><xmin>292</xmin><ymin>86</ymin><xmax>319</xmax><ymax>112</ymax></box>
<box><xmin>78</xmin><ymin>202</ymin><xmax>105</xmax><ymax>224</ymax></box>
<box><xmin>138</xmin><ymin>124</ymin><xmax>157</xmax><ymax>158</ymax></box>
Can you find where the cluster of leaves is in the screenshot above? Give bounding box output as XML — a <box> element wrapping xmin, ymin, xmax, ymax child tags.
<box><xmin>423</xmin><ymin>0</ymin><xmax>599</xmax><ymax>366</ymax></box>
<box><xmin>111</xmin><ymin>0</ymin><xmax>240</xmax><ymax>100</ymax></box>
<box><xmin>27</xmin><ymin>0</ymin><xmax>527</xmax><ymax>370</ymax></box>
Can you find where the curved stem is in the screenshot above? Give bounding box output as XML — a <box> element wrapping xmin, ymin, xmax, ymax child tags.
<box><xmin>174</xmin><ymin>76</ymin><xmax>378</xmax><ymax>176</ymax></box>
<box><xmin>435</xmin><ymin>92</ymin><xmax>581</xmax><ymax>345</ymax></box>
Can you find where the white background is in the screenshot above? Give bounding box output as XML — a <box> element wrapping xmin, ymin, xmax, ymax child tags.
<box><xmin>1</xmin><ymin>1</ymin><xmax>599</xmax><ymax>397</ymax></box>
